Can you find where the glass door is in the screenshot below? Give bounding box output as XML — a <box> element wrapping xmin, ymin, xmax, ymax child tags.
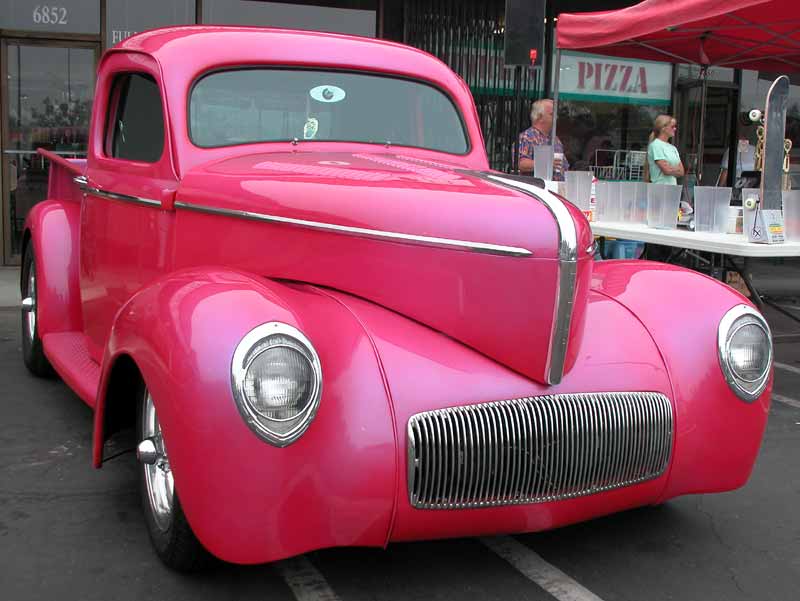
<box><xmin>1</xmin><ymin>40</ymin><xmax>98</xmax><ymax>264</ymax></box>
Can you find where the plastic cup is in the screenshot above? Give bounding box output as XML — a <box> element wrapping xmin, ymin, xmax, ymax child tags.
<box><xmin>595</xmin><ymin>181</ymin><xmax>609</xmax><ymax>222</ymax></box>
<box><xmin>783</xmin><ymin>190</ymin><xmax>800</xmax><ymax>241</ymax></box>
<box><xmin>631</xmin><ymin>181</ymin><xmax>649</xmax><ymax>224</ymax></box>
<box><xmin>726</xmin><ymin>206</ymin><xmax>742</xmax><ymax>234</ymax></box>
<box><xmin>646</xmin><ymin>184</ymin><xmax>682</xmax><ymax>229</ymax></box>
<box><xmin>534</xmin><ymin>145</ymin><xmax>554</xmax><ymax>180</ymax></box>
<box><xmin>605</xmin><ymin>181</ymin><xmax>621</xmax><ymax>221</ymax></box>
<box><xmin>694</xmin><ymin>186</ymin><xmax>732</xmax><ymax>233</ymax></box>
<box><xmin>565</xmin><ymin>171</ymin><xmax>593</xmax><ymax>211</ymax></box>
<box><xmin>619</xmin><ymin>181</ymin><xmax>648</xmax><ymax>223</ymax></box>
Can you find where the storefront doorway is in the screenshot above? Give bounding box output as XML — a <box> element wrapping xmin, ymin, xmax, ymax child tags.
<box><xmin>1</xmin><ymin>39</ymin><xmax>98</xmax><ymax>264</ymax></box>
<box><xmin>675</xmin><ymin>81</ymin><xmax>739</xmax><ymax>187</ymax></box>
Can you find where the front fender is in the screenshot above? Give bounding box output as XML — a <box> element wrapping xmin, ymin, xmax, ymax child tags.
<box><xmin>95</xmin><ymin>268</ymin><xmax>397</xmax><ymax>564</ymax></box>
<box><xmin>591</xmin><ymin>261</ymin><xmax>772</xmax><ymax>499</ymax></box>
<box><xmin>23</xmin><ymin>200</ymin><xmax>82</xmax><ymax>335</ymax></box>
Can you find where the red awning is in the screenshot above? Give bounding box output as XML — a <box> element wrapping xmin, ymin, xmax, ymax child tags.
<box><xmin>556</xmin><ymin>0</ymin><xmax>800</xmax><ymax>73</ymax></box>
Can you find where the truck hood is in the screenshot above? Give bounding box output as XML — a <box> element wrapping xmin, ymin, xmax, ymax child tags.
<box><xmin>175</xmin><ymin>151</ymin><xmax>594</xmax><ymax>384</ymax></box>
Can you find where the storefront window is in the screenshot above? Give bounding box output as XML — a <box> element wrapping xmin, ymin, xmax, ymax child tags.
<box><xmin>201</xmin><ymin>0</ymin><xmax>376</xmax><ymax>37</ymax></box>
<box><xmin>106</xmin><ymin>0</ymin><xmax>195</xmax><ymax>47</ymax></box>
<box><xmin>556</xmin><ymin>101</ymin><xmax>667</xmax><ymax>176</ymax></box>
<box><xmin>2</xmin><ymin>43</ymin><xmax>96</xmax><ymax>261</ymax></box>
<box><xmin>555</xmin><ymin>52</ymin><xmax>672</xmax><ymax>179</ymax></box>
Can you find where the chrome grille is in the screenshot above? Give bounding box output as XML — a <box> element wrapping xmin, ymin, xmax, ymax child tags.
<box><xmin>407</xmin><ymin>392</ymin><xmax>673</xmax><ymax>509</ymax></box>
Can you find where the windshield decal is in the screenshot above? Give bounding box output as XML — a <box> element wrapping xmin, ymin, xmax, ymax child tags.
<box><xmin>310</xmin><ymin>85</ymin><xmax>346</xmax><ymax>103</ymax></box>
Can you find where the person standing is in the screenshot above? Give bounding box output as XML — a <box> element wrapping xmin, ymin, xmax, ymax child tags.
<box><xmin>518</xmin><ymin>99</ymin><xmax>569</xmax><ymax>181</ymax></box>
<box><xmin>646</xmin><ymin>115</ymin><xmax>684</xmax><ymax>184</ymax></box>
<box><xmin>719</xmin><ymin>127</ymin><xmax>756</xmax><ymax>186</ymax></box>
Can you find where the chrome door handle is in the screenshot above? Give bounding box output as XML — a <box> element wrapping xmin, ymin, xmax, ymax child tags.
<box><xmin>73</xmin><ymin>175</ymin><xmax>89</xmax><ymax>190</ymax></box>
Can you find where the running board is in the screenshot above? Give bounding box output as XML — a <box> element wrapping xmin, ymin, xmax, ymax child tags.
<box><xmin>42</xmin><ymin>332</ymin><xmax>100</xmax><ymax>408</ymax></box>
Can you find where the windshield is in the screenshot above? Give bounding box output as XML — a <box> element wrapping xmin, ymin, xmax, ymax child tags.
<box><xmin>189</xmin><ymin>69</ymin><xmax>469</xmax><ymax>154</ymax></box>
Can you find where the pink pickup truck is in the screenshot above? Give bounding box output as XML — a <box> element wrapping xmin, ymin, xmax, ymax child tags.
<box><xmin>22</xmin><ymin>26</ymin><xmax>772</xmax><ymax>570</ymax></box>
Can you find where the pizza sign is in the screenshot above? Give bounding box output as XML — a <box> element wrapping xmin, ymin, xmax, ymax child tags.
<box><xmin>558</xmin><ymin>52</ymin><xmax>672</xmax><ymax>105</ymax></box>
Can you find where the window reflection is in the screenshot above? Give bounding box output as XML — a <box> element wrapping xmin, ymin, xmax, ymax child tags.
<box><xmin>3</xmin><ymin>44</ymin><xmax>95</xmax><ymax>259</ymax></box>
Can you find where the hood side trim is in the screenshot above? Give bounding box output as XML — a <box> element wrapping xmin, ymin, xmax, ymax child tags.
<box><xmin>174</xmin><ymin>201</ymin><xmax>533</xmax><ymax>258</ymax></box>
<box><xmin>465</xmin><ymin>172</ymin><xmax>578</xmax><ymax>385</ymax></box>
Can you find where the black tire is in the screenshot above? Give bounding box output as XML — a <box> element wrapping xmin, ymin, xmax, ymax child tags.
<box><xmin>21</xmin><ymin>244</ymin><xmax>55</xmax><ymax>377</ymax></box>
<box><xmin>136</xmin><ymin>382</ymin><xmax>211</xmax><ymax>571</ymax></box>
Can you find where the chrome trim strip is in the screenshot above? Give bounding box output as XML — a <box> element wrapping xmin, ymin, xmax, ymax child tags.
<box><xmin>173</xmin><ymin>201</ymin><xmax>532</xmax><ymax>258</ymax></box>
<box><xmin>90</xmin><ymin>187</ymin><xmax>161</xmax><ymax>207</ymax></box>
<box><xmin>486</xmin><ymin>175</ymin><xmax>578</xmax><ymax>262</ymax></box>
<box><xmin>717</xmin><ymin>304</ymin><xmax>773</xmax><ymax>402</ymax></box>
<box><xmin>407</xmin><ymin>392</ymin><xmax>673</xmax><ymax>510</ymax></box>
<box><xmin>466</xmin><ymin>172</ymin><xmax>579</xmax><ymax>385</ymax></box>
<box><xmin>75</xmin><ymin>176</ymin><xmax>161</xmax><ymax>208</ymax></box>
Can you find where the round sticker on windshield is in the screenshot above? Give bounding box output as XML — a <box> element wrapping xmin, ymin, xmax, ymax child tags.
<box><xmin>310</xmin><ymin>85</ymin><xmax>346</xmax><ymax>103</ymax></box>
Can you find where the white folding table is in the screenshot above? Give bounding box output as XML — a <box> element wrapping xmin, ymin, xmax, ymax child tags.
<box><xmin>590</xmin><ymin>221</ymin><xmax>800</xmax><ymax>319</ymax></box>
<box><xmin>590</xmin><ymin>222</ymin><xmax>800</xmax><ymax>258</ymax></box>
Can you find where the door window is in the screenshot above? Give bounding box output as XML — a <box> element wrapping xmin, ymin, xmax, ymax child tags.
<box><xmin>107</xmin><ymin>73</ymin><xmax>164</xmax><ymax>162</ymax></box>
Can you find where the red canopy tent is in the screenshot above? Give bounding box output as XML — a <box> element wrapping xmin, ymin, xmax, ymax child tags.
<box><xmin>556</xmin><ymin>0</ymin><xmax>800</xmax><ymax>73</ymax></box>
<box><xmin>552</xmin><ymin>0</ymin><xmax>800</xmax><ymax>179</ymax></box>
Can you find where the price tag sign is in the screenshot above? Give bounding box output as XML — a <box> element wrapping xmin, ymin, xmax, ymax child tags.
<box><xmin>745</xmin><ymin>207</ymin><xmax>785</xmax><ymax>244</ymax></box>
<box><xmin>0</xmin><ymin>1</ymin><xmax>100</xmax><ymax>34</ymax></box>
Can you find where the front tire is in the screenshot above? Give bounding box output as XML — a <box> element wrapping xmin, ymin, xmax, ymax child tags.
<box><xmin>21</xmin><ymin>244</ymin><xmax>54</xmax><ymax>377</ymax></box>
<box><xmin>137</xmin><ymin>383</ymin><xmax>210</xmax><ymax>571</ymax></box>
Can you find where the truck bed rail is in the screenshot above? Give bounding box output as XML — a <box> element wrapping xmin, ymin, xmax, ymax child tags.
<box><xmin>37</xmin><ymin>148</ymin><xmax>86</xmax><ymax>203</ymax></box>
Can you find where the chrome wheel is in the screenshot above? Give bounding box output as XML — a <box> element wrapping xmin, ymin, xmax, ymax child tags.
<box><xmin>23</xmin><ymin>263</ymin><xmax>37</xmax><ymax>344</ymax></box>
<box><xmin>141</xmin><ymin>390</ymin><xmax>174</xmax><ymax>532</ymax></box>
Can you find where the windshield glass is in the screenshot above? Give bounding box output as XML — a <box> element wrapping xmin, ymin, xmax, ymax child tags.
<box><xmin>189</xmin><ymin>69</ymin><xmax>469</xmax><ymax>154</ymax></box>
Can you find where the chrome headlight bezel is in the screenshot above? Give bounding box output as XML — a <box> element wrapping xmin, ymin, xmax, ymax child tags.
<box><xmin>717</xmin><ymin>304</ymin><xmax>772</xmax><ymax>402</ymax></box>
<box><xmin>231</xmin><ymin>322</ymin><xmax>322</xmax><ymax>447</ymax></box>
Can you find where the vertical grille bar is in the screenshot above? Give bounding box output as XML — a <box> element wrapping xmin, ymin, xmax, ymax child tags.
<box><xmin>409</xmin><ymin>393</ymin><xmax>673</xmax><ymax>509</ymax></box>
<box><xmin>509</xmin><ymin>400</ymin><xmax>524</xmax><ymax>501</ymax></box>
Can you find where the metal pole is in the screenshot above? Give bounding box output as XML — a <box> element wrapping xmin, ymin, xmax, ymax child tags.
<box><xmin>697</xmin><ymin>67</ymin><xmax>708</xmax><ymax>185</ymax></box>
<box><xmin>726</xmin><ymin>69</ymin><xmax>742</xmax><ymax>187</ymax></box>
<box><xmin>551</xmin><ymin>48</ymin><xmax>561</xmax><ymax>147</ymax></box>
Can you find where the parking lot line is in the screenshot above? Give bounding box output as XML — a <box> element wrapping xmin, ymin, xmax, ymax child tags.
<box><xmin>481</xmin><ymin>536</ymin><xmax>605</xmax><ymax>601</ymax></box>
<box><xmin>773</xmin><ymin>394</ymin><xmax>800</xmax><ymax>409</ymax></box>
<box><xmin>274</xmin><ymin>556</ymin><xmax>343</xmax><ymax>601</ymax></box>
<box><xmin>774</xmin><ymin>361</ymin><xmax>800</xmax><ymax>376</ymax></box>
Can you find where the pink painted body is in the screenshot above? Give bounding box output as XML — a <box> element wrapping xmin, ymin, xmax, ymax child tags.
<box><xmin>24</xmin><ymin>27</ymin><xmax>771</xmax><ymax>565</ymax></box>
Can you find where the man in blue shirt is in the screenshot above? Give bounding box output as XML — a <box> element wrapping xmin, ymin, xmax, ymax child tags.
<box><xmin>518</xmin><ymin>99</ymin><xmax>569</xmax><ymax>181</ymax></box>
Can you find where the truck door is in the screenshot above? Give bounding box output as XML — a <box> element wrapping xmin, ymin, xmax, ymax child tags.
<box><xmin>80</xmin><ymin>53</ymin><xmax>177</xmax><ymax>361</ymax></box>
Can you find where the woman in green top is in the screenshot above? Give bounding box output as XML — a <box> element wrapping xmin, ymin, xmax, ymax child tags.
<box><xmin>646</xmin><ymin>114</ymin><xmax>685</xmax><ymax>185</ymax></box>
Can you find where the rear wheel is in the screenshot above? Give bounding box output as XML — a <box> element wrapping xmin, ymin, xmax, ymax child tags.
<box><xmin>137</xmin><ymin>384</ymin><xmax>210</xmax><ymax>571</ymax></box>
<box><xmin>21</xmin><ymin>245</ymin><xmax>54</xmax><ymax>377</ymax></box>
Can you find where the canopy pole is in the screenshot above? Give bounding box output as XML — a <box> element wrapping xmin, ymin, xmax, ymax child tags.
<box><xmin>697</xmin><ymin>67</ymin><xmax>709</xmax><ymax>187</ymax></box>
<box><xmin>551</xmin><ymin>49</ymin><xmax>562</xmax><ymax>148</ymax></box>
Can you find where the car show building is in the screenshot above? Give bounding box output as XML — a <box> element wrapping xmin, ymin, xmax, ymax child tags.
<box><xmin>0</xmin><ymin>0</ymin><xmax>798</xmax><ymax>264</ymax></box>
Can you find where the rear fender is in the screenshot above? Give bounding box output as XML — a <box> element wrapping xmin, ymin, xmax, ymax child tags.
<box><xmin>591</xmin><ymin>261</ymin><xmax>772</xmax><ymax>499</ymax></box>
<box><xmin>94</xmin><ymin>268</ymin><xmax>397</xmax><ymax>563</ymax></box>
<box><xmin>22</xmin><ymin>200</ymin><xmax>83</xmax><ymax>335</ymax></box>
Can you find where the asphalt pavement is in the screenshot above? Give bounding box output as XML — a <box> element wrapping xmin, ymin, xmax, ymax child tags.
<box><xmin>1</xmin><ymin>266</ymin><xmax>799</xmax><ymax>601</ymax></box>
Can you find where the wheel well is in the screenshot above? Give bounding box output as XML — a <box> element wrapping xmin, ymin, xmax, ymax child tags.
<box><xmin>20</xmin><ymin>229</ymin><xmax>31</xmax><ymax>292</ymax></box>
<box><xmin>103</xmin><ymin>354</ymin><xmax>142</xmax><ymax>442</ymax></box>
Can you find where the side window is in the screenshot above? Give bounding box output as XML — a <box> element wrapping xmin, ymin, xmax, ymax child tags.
<box><xmin>106</xmin><ymin>73</ymin><xmax>164</xmax><ymax>163</ymax></box>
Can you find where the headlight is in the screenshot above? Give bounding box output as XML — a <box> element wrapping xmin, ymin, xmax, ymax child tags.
<box><xmin>231</xmin><ymin>322</ymin><xmax>322</xmax><ymax>446</ymax></box>
<box><xmin>718</xmin><ymin>305</ymin><xmax>772</xmax><ymax>402</ymax></box>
